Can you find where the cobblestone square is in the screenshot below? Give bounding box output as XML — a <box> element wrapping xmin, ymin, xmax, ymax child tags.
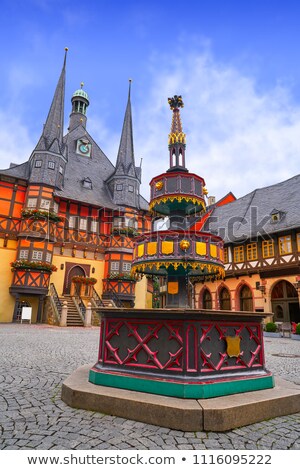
<box><xmin>0</xmin><ymin>324</ymin><xmax>299</xmax><ymax>450</ymax></box>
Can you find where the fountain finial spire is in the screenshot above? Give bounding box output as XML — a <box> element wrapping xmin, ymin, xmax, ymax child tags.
<box><xmin>167</xmin><ymin>95</ymin><xmax>187</xmax><ymax>171</ymax></box>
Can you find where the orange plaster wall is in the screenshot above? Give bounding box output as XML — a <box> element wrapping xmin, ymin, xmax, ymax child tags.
<box><xmin>195</xmin><ymin>274</ymin><xmax>269</xmax><ymax>317</ymax></box>
<box><xmin>0</xmin><ymin>200</ymin><xmax>10</xmax><ymax>214</ymax></box>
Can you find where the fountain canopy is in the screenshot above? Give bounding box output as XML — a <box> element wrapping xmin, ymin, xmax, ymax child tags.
<box><xmin>131</xmin><ymin>95</ymin><xmax>225</xmax><ymax>306</ymax></box>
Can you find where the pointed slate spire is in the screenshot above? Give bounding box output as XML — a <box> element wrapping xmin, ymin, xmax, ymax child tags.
<box><xmin>35</xmin><ymin>48</ymin><xmax>67</xmax><ymax>152</ymax></box>
<box><xmin>106</xmin><ymin>81</ymin><xmax>141</xmax><ymax>208</ymax></box>
<box><xmin>114</xmin><ymin>80</ymin><xmax>137</xmax><ymax>178</ymax></box>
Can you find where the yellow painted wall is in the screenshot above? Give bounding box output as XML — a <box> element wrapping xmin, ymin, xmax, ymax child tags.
<box><xmin>51</xmin><ymin>254</ymin><xmax>105</xmax><ymax>297</ymax></box>
<box><xmin>146</xmin><ymin>291</ymin><xmax>153</xmax><ymax>309</ymax></box>
<box><xmin>0</xmin><ymin>243</ymin><xmax>18</xmax><ymax>322</ymax></box>
<box><xmin>134</xmin><ymin>276</ymin><xmax>149</xmax><ymax>309</ymax></box>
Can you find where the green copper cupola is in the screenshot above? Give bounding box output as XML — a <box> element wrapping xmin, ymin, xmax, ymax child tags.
<box><xmin>69</xmin><ymin>82</ymin><xmax>89</xmax><ymax>131</ymax></box>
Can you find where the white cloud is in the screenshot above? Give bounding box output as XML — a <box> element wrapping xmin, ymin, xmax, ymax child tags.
<box><xmin>2</xmin><ymin>43</ymin><xmax>300</xmax><ymax>208</ymax></box>
<box><xmin>134</xmin><ymin>48</ymin><xmax>300</xmax><ymax>202</ymax></box>
<box><xmin>0</xmin><ymin>112</ymin><xmax>35</xmax><ymax>169</ymax></box>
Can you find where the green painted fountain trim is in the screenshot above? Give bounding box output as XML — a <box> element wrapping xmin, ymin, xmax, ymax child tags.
<box><xmin>89</xmin><ymin>368</ymin><xmax>274</xmax><ymax>399</ymax></box>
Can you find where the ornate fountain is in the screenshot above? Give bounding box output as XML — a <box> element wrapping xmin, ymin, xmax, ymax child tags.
<box><xmin>131</xmin><ymin>94</ymin><xmax>224</xmax><ymax>307</ymax></box>
<box><xmin>89</xmin><ymin>96</ymin><xmax>274</xmax><ymax>399</ymax></box>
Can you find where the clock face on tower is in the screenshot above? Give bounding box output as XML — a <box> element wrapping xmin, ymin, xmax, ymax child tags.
<box><xmin>76</xmin><ymin>138</ymin><xmax>91</xmax><ymax>157</ymax></box>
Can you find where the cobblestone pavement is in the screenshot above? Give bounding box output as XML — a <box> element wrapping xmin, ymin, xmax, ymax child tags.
<box><xmin>0</xmin><ymin>324</ymin><xmax>299</xmax><ymax>450</ymax></box>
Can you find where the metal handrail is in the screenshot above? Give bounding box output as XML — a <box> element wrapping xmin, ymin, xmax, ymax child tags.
<box><xmin>105</xmin><ymin>289</ymin><xmax>124</xmax><ymax>308</ymax></box>
<box><xmin>72</xmin><ymin>293</ymin><xmax>86</xmax><ymax>321</ymax></box>
<box><xmin>49</xmin><ymin>283</ymin><xmax>62</xmax><ymax>321</ymax></box>
<box><xmin>91</xmin><ymin>286</ymin><xmax>105</xmax><ymax>307</ymax></box>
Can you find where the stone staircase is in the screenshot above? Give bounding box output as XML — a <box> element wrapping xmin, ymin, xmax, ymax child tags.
<box><xmin>49</xmin><ymin>287</ymin><xmax>119</xmax><ymax>327</ymax></box>
<box><xmin>101</xmin><ymin>298</ymin><xmax>117</xmax><ymax>308</ymax></box>
<box><xmin>60</xmin><ymin>295</ymin><xmax>84</xmax><ymax>327</ymax></box>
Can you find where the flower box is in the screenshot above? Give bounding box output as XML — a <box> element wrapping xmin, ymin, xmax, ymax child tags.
<box><xmin>21</xmin><ymin>209</ymin><xmax>63</xmax><ymax>223</ymax></box>
<box><xmin>263</xmin><ymin>332</ymin><xmax>281</xmax><ymax>338</ymax></box>
<box><xmin>72</xmin><ymin>276</ymin><xmax>97</xmax><ymax>285</ymax></box>
<box><xmin>291</xmin><ymin>334</ymin><xmax>300</xmax><ymax>340</ymax></box>
<box><xmin>11</xmin><ymin>260</ymin><xmax>57</xmax><ymax>273</ymax></box>
<box><xmin>112</xmin><ymin>227</ymin><xmax>139</xmax><ymax>238</ymax></box>
<box><xmin>107</xmin><ymin>273</ymin><xmax>136</xmax><ymax>281</ymax></box>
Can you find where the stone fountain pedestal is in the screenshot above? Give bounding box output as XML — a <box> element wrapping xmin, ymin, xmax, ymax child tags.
<box><xmin>61</xmin><ymin>308</ymin><xmax>300</xmax><ymax>431</ymax></box>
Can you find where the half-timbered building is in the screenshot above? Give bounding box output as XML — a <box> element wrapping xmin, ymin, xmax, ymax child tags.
<box><xmin>196</xmin><ymin>175</ymin><xmax>300</xmax><ymax>324</ymax></box>
<box><xmin>0</xmin><ymin>51</ymin><xmax>151</xmax><ymax>325</ymax></box>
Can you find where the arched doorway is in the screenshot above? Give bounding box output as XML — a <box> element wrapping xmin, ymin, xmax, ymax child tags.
<box><xmin>271</xmin><ymin>280</ymin><xmax>300</xmax><ymax>322</ymax></box>
<box><xmin>202</xmin><ymin>289</ymin><xmax>212</xmax><ymax>309</ymax></box>
<box><xmin>219</xmin><ymin>286</ymin><xmax>231</xmax><ymax>310</ymax></box>
<box><xmin>239</xmin><ymin>285</ymin><xmax>253</xmax><ymax>311</ymax></box>
<box><xmin>64</xmin><ymin>265</ymin><xmax>86</xmax><ymax>294</ymax></box>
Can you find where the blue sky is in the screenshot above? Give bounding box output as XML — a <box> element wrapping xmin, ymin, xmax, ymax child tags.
<box><xmin>1</xmin><ymin>0</ymin><xmax>300</xmax><ymax>201</ymax></box>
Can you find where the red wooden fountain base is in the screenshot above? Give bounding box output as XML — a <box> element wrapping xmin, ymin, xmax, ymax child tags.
<box><xmin>89</xmin><ymin>308</ymin><xmax>274</xmax><ymax>399</ymax></box>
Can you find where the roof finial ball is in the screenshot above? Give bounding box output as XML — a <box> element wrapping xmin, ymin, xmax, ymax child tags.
<box><xmin>65</xmin><ymin>47</ymin><xmax>69</xmax><ymax>52</ymax></box>
<box><xmin>80</xmin><ymin>82</ymin><xmax>84</xmax><ymax>89</ymax></box>
<box><xmin>128</xmin><ymin>78</ymin><xmax>132</xmax><ymax>97</ymax></box>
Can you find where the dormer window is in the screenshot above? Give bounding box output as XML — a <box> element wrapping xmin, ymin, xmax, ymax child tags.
<box><xmin>270</xmin><ymin>209</ymin><xmax>284</xmax><ymax>223</ymax></box>
<box><xmin>82</xmin><ymin>177</ymin><xmax>92</xmax><ymax>189</ymax></box>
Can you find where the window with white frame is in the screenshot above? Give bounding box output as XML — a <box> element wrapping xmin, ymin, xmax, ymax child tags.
<box><xmin>19</xmin><ymin>250</ymin><xmax>29</xmax><ymax>260</ymax></box>
<box><xmin>53</xmin><ymin>202</ymin><xmax>59</xmax><ymax>213</ymax></box>
<box><xmin>48</xmin><ymin>161</ymin><xmax>55</xmax><ymax>170</ymax></box>
<box><xmin>45</xmin><ymin>252</ymin><xmax>52</xmax><ymax>263</ymax></box>
<box><xmin>123</xmin><ymin>262</ymin><xmax>131</xmax><ymax>272</ymax></box>
<box><xmin>126</xmin><ymin>217</ymin><xmax>138</xmax><ymax>229</ymax></box>
<box><xmin>27</xmin><ymin>198</ymin><xmax>37</xmax><ymax>208</ymax></box>
<box><xmin>113</xmin><ymin>217</ymin><xmax>123</xmax><ymax>228</ymax></box>
<box><xmin>91</xmin><ymin>220</ymin><xmax>98</xmax><ymax>233</ymax></box>
<box><xmin>79</xmin><ymin>218</ymin><xmax>87</xmax><ymax>230</ymax></box>
<box><xmin>110</xmin><ymin>261</ymin><xmax>119</xmax><ymax>272</ymax></box>
<box><xmin>68</xmin><ymin>216</ymin><xmax>76</xmax><ymax>228</ymax></box>
<box><xmin>35</xmin><ymin>160</ymin><xmax>42</xmax><ymax>168</ymax></box>
<box><xmin>32</xmin><ymin>251</ymin><xmax>43</xmax><ymax>260</ymax></box>
<box><xmin>40</xmin><ymin>199</ymin><xmax>51</xmax><ymax>210</ymax></box>
<box><xmin>59</xmin><ymin>165</ymin><xmax>64</xmax><ymax>174</ymax></box>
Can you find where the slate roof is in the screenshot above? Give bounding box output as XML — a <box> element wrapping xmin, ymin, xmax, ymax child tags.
<box><xmin>54</xmin><ymin>124</ymin><xmax>148</xmax><ymax>211</ymax></box>
<box><xmin>0</xmin><ymin>161</ymin><xmax>30</xmax><ymax>180</ymax></box>
<box><xmin>204</xmin><ymin>174</ymin><xmax>300</xmax><ymax>243</ymax></box>
<box><xmin>53</xmin><ymin>125</ymin><xmax>116</xmax><ymax>208</ymax></box>
<box><xmin>0</xmin><ymin>60</ymin><xmax>148</xmax><ymax>211</ymax></box>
